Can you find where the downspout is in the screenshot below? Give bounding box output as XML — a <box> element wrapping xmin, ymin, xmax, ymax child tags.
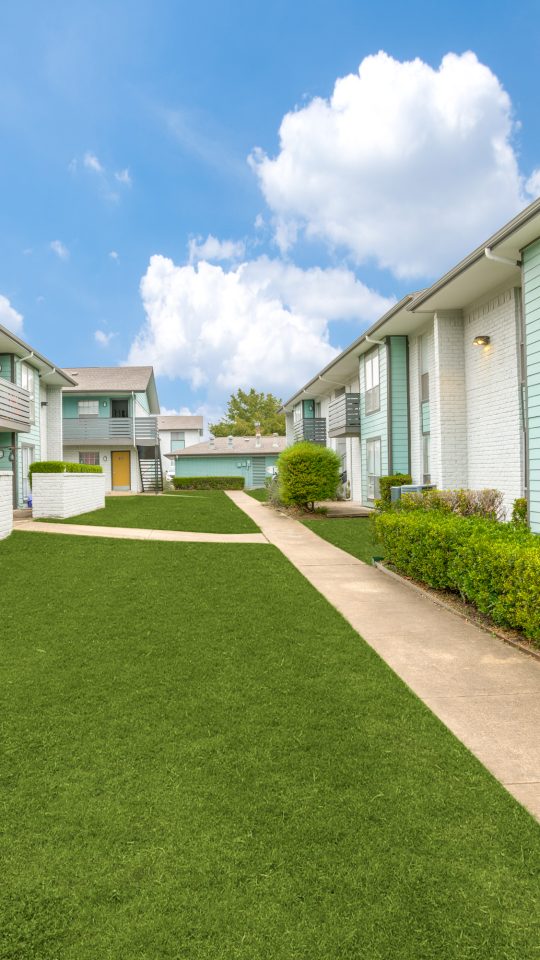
<box><xmin>484</xmin><ymin>247</ymin><xmax>521</xmax><ymax>268</ymax></box>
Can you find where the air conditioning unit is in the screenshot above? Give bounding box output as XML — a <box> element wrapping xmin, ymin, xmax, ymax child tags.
<box><xmin>391</xmin><ymin>483</ymin><xmax>436</xmax><ymax>502</ymax></box>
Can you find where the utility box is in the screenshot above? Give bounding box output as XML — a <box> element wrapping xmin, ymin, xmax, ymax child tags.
<box><xmin>391</xmin><ymin>483</ymin><xmax>436</xmax><ymax>502</ymax></box>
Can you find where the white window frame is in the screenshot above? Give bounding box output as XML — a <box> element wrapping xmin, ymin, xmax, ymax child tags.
<box><xmin>366</xmin><ymin>437</ymin><xmax>382</xmax><ymax>500</ymax></box>
<box><xmin>78</xmin><ymin>400</ymin><xmax>99</xmax><ymax>418</ymax></box>
<box><xmin>21</xmin><ymin>363</ymin><xmax>36</xmax><ymax>424</ymax></box>
<box><xmin>79</xmin><ymin>451</ymin><xmax>100</xmax><ymax>466</ymax></box>
<box><xmin>365</xmin><ymin>349</ymin><xmax>380</xmax><ymax>415</ymax></box>
<box><xmin>171</xmin><ymin>430</ymin><xmax>185</xmax><ymax>451</ymax></box>
<box><xmin>21</xmin><ymin>444</ymin><xmax>35</xmax><ymax>502</ymax></box>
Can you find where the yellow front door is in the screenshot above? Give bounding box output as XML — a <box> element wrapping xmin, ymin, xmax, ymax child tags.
<box><xmin>111</xmin><ymin>450</ymin><xmax>131</xmax><ymax>490</ymax></box>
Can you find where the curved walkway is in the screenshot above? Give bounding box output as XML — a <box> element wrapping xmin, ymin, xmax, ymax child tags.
<box><xmin>227</xmin><ymin>491</ymin><xmax>540</xmax><ymax>821</ymax></box>
<box><xmin>13</xmin><ymin>518</ymin><xmax>268</xmax><ymax>544</ymax></box>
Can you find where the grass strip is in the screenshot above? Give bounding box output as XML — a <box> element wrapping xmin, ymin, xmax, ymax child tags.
<box><xmin>1</xmin><ymin>532</ymin><xmax>539</xmax><ymax>959</ymax></box>
<box><xmin>44</xmin><ymin>491</ymin><xmax>259</xmax><ymax>533</ymax></box>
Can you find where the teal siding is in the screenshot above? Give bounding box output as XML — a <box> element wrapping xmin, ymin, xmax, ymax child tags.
<box><xmin>0</xmin><ymin>430</ymin><xmax>13</xmax><ymax>472</ymax></box>
<box><xmin>135</xmin><ymin>391</ymin><xmax>150</xmax><ymax>414</ymax></box>
<box><xmin>62</xmin><ymin>395</ymin><xmax>134</xmax><ymax>418</ymax></box>
<box><xmin>175</xmin><ymin>455</ymin><xmax>253</xmax><ymax>487</ymax></box>
<box><xmin>389</xmin><ymin>337</ymin><xmax>410</xmax><ymax>474</ymax></box>
<box><xmin>0</xmin><ymin>355</ymin><xmax>12</xmax><ymax>380</ymax></box>
<box><xmin>360</xmin><ymin>345</ymin><xmax>388</xmax><ymax>503</ymax></box>
<box><xmin>174</xmin><ymin>453</ymin><xmax>280</xmax><ymax>488</ymax></box>
<box><xmin>524</xmin><ymin>239</ymin><xmax>540</xmax><ymax>532</ymax></box>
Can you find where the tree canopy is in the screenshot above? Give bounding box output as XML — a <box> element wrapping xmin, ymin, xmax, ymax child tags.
<box><xmin>209</xmin><ymin>388</ymin><xmax>286</xmax><ymax>436</ymax></box>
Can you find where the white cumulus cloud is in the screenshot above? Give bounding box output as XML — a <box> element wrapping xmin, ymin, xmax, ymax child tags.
<box><xmin>83</xmin><ymin>152</ymin><xmax>104</xmax><ymax>174</ymax></box>
<box><xmin>94</xmin><ymin>330</ymin><xmax>115</xmax><ymax>346</ymax></box>
<box><xmin>50</xmin><ymin>240</ymin><xmax>69</xmax><ymax>260</ymax></box>
<box><xmin>115</xmin><ymin>168</ymin><xmax>132</xmax><ymax>186</ymax></box>
<box><xmin>0</xmin><ymin>295</ymin><xmax>23</xmax><ymax>334</ymax></box>
<box><xmin>188</xmin><ymin>234</ymin><xmax>245</xmax><ymax>263</ymax></box>
<box><xmin>251</xmin><ymin>50</ymin><xmax>528</xmax><ymax>278</ymax></box>
<box><xmin>127</xmin><ymin>253</ymin><xmax>393</xmax><ymax>400</ymax></box>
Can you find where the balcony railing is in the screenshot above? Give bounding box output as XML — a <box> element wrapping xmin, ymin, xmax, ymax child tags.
<box><xmin>63</xmin><ymin>415</ymin><xmax>158</xmax><ymax>445</ymax></box>
<box><xmin>328</xmin><ymin>393</ymin><xmax>360</xmax><ymax>437</ymax></box>
<box><xmin>293</xmin><ymin>417</ymin><xmax>327</xmax><ymax>445</ymax></box>
<box><xmin>0</xmin><ymin>379</ymin><xmax>31</xmax><ymax>431</ymax></box>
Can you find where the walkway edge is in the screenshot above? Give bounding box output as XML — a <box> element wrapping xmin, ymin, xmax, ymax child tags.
<box><xmin>13</xmin><ymin>519</ymin><xmax>269</xmax><ymax>544</ymax></box>
<box><xmin>226</xmin><ymin>491</ymin><xmax>540</xmax><ymax>822</ymax></box>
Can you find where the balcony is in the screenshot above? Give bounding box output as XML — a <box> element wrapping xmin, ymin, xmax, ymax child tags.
<box><xmin>0</xmin><ymin>379</ymin><xmax>32</xmax><ymax>432</ymax></box>
<box><xmin>63</xmin><ymin>416</ymin><xmax>158</xmax><ymax>446</ymax></box>
<box><xmin>293</xmin><ymin>417</ymin><xmax>327</xmax><ymax>445</ymax></box>
<box><xmin>328</xmin><ymin>393</ymin><xmax>360</xmax><ymax>438</ymax></box>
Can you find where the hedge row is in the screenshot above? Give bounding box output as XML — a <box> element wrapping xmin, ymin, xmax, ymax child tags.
<box><xmin>374</xmin><ymin>510</ymin><xmax>540</xmax><ymax>642</ymax></box>
<box><xmin>172</xmin><ymin>476</ymin><xmax>245</xmax><ymax>490</ymax></box>
<box><xmin>29</xmin><ymin>461</ymin><xmax>103</xmax><ymax>487</ymax></box>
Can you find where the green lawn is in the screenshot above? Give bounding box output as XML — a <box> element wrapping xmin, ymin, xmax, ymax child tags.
<box><xmin>245</xmin><ymin>487</ymin><xmax>268</xmax><ymax>501</ymax></box>
<box><xmin>302</xmin><ymin>515</ymin><xmax>379</xmax><ymax>564</ymax></box>
<box><xmin>1</xmin><ymin>531</ymin><xmax>539</xmax><ymax>959</ymax></box>
<box><xmin>45</xmin><ymin>491</ymin><xmax>259</xmax><ymax>533</ymax></box>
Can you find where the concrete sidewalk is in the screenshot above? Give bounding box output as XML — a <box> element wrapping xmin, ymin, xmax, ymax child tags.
<box><xmin>227</xmin><ymin>491</ymin><xmax>540</xmax><ymax>821</ymax></box>
<box><xmin>13</xmin><ymin>518</ymin><xmax>268</xmax><ymax>545</ymax></box>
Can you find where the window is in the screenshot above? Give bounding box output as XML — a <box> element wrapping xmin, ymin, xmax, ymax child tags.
<box><xmin>79</xmin><ymin>452</ymin><xmax>100</xmax><ymax>466</ymax></box>
<box><xmin>366</xmin><ymin>437</ymin><xmax>381</xmax><ymax>500</ymax></box>
<box><xmin>21</xmin><ymin>445</ymin><xmax>35</xmax><ymax>501</ymax></box>
<box><xmin>171</xmin><ymin>431</ymin><xmax>185</xmax><ymax>451</ymax></box>
<box><xmin>21</xmin><ymin>363</ymin><xmax>36</xmax><ymax>423</ymax></box>
<box><xmin>78</xmin><ymin>400</ymin><xmax>99</xmax><ymax>417</ymax></box>
<box><xmin>365</xmin><ymin>349</ymin><xmax>380</xmax><ymax>414</ymax></box>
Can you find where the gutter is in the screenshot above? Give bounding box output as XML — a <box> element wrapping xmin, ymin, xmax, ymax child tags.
<box><xmin>280</xmin><ymin>294</ymin><xmax>414</xmax><ymax>411</ymax></box>
<box><xmin>409</xmin><ymin>197</ymin><xmax>540</xmax><ymax>312</ymax></box>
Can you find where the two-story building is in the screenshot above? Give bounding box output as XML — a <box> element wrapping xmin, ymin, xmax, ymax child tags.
<box><xmin>61</xmin><ymin>366</ymin><xmax>162</xmax><ymax>493</ymax></box>
<box><xmin>282</xmin><ymin>196</ymin><xmax>540</xmax><ymax>531</ymax></box>
<box><xmin>0</xmin><ymin>323</ymin><xmax>75</xmax><ymax>507</ymax></box>
<box><xmin>157</xmin><ymin>415</ymin><xmax>204</xmax><ymax>478</ymax></box>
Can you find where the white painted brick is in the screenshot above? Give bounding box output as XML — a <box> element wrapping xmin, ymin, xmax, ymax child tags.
<box><xmin>32</xmin><ymin>473</ymin><xmax>106</xmax><ymax>519</ymax></box>
<box><xmin>463</xmin><ymin>286</ymin><xmax>523</xmax><ymax>516</ymax></box>
<box><xmin>45</xmin><ymin>387</ymin><xmax>63</xmax><ymax>460</ymax></box>
<box><xmin>0</xmin><ymin>473</ymin><xmax>13</xmax><ymax>539</ymax></box>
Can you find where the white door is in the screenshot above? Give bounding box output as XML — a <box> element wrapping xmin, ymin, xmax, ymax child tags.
<box><xmin>366</xmin><ymin>438</ymin><xmax>381</xmax><ymax>501</ymax></box>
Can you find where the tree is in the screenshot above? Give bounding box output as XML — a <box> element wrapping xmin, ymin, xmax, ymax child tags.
<box><xmin>209</xmin><ymin>388</ymin><xmax>286</xmax><ymax>436</ymax></box>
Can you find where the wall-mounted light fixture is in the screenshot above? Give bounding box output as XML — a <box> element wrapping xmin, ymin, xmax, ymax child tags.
<box><xmin>8</xmin><ymin>451</ymin><xmax>15</xmax><ymax>462</ymax></box>
<box><xmin>473</xmin><ymin>335</ymin><xmax>491</xmax><ymax>346</ymax></box>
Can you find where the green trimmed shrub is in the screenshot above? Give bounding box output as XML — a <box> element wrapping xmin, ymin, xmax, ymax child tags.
<box><xmin>511</xmin><ymin>497</ymin><xmax>528</xmax><ymax>526</ymax></box>
<box><xmin>172</xmin><ymin>476</ymin><xmax>245</xmax><ymax>490</ymax></box>
<box><xmin>29</xmin><ymin>461</ymin><xmax>102</xmax><ymax>487</ymax></box>
<box><xmin>377</xmin><ymin>473</ymin><xmax>412</xmax><ymax>508</ymax></box>
<box><xmin>397</xmin><ymin>487</ymin><xmax>505</xmax><ymax>521</ymax></box>
<box><xmin>277</xmin><ymin>442</ymin><xmax>341</xmax><ymax>509</ymax></box>
<box><xmin>374</xmin><ymin>510</ymin><xmax>540</xmax><ymax>641</ymax></box>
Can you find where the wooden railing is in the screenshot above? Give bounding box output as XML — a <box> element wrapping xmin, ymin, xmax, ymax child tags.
<box><xmin>0</xmin><ymin>379</ymin><xmax>31</xmax><ymax>430</ymax></box>
<box><xmin>63</xmin><ymin>415</ymin><xmax>158</xmax><ymax>444</ymax></box>
<box><xmin>293</xmin><ymin>417</ymin><xmax>327</xmax><ymax>445</ymax></box>
<box><xmin>328</xmin><ymin>393</ymin><xmax>360</xmax><ymax>437</ymax></box>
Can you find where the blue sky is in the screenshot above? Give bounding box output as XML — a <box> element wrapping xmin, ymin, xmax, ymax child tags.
<box><xmin>1</xmin><ymin>0</ymin><xmax>540</xmax><ymax>417</ymax></box>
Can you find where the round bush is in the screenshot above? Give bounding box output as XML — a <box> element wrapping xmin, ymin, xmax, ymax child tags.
<box><xmin>277</xmin><ymin>442</ymin><xmax>341</xmax><ymax>509</ymax></box>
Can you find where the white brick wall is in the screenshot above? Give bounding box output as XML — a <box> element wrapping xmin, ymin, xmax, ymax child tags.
<box><xmin>0</xmin><ymin>473</ymin><xmax>13</xmax><ymax>539</ymax></box>
<box><xmin>433</xmin><ymin>311</ymin><xmax>468</xmax><ymax>489</ymax></box>
<box><xmin>45</xmin><ymin>387</ymin><xmax>63</xmax><ymax>460</ymax></box>
<box><xmin>463</xmin><ymin>285</ymin><xmax>523</xmax><ymax>516</ymax></box>
<box><xmin>408</xmin><ymin>325</ymin><xmax>436</xmax><ymax>484</ymax></box>
<box><xmin>32</xmin><ymin>473</ymin><xmax>106</xmax><ymax>519</ymax></box>
<box><xmin>408</xmin><ymin>334</ymin><xmax>422</xmax><ymax>484</ymax></box>
<box><xmin>62</xmin><ymin>447</ymin><xmax>142</xmax><ymax>492</ymax></box>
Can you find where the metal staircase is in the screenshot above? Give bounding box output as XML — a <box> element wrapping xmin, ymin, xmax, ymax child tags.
<box><xmin>137</xmin><ymin>444</ymin><xmax>163</xmax><ymax>493</ymax></box>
